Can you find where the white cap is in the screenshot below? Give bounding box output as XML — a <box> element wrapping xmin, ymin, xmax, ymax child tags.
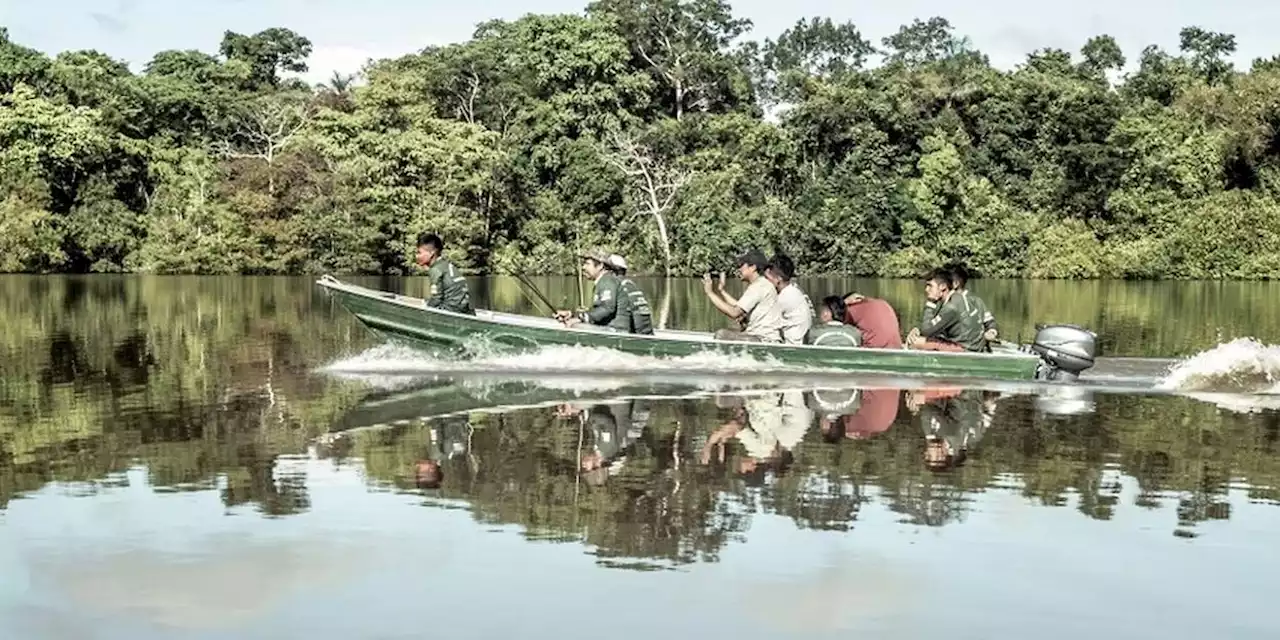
<box><xmin>607</xmin><ymin>254</ymin><xmax>628</xmax><ymax>270</ymax></box>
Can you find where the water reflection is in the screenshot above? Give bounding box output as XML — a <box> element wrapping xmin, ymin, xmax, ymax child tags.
<box><xmin>301</xmin><ymin>375</ymin><xmax>1280</xmax><ymax>564</ymax></box>
<box><xmin>4</xmin><ymin>276</ymin><xmax>1280</xmax><ymax>636</ymax></box>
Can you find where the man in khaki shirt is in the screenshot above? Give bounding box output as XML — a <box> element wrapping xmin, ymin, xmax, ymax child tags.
<box><xmin>703</xmin><ymin>249</ymin><xmax>784</xmax><ymax>342</ymax></box>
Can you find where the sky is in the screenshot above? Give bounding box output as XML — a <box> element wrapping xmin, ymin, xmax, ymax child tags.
<box><xmin>5</xmin><ymin>0</ymin><xmax>1280</xmax><ymax>84</ymax></box>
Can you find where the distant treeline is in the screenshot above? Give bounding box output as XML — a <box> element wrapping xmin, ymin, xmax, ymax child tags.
<box><xmin>3</xmin><ymin>3</ymin><xmax>1280</xmax><ymax>278</ymax></box>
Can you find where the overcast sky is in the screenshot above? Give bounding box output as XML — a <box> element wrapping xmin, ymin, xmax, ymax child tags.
<box><xmin>5</xmin><ymin>0</ymin><xmax>1280</xmax><ymax>84</ymax></box>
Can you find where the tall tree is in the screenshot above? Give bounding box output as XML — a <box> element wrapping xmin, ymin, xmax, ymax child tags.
<box><xmin>588</xmin><ymin>0</ymin><xmax>753</xmax><ymax>119</ymax></box>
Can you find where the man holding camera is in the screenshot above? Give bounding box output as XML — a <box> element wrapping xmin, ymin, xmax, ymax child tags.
<box><xmin>702</xmin><ymin>249</ymin><xmax>784</xmax><ymax>343</ymax></box>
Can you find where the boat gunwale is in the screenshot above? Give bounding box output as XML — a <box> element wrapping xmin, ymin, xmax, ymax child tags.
<box><xmin>316</xmin><ymin>275</ymin><xmax>1040</xmax><ymax>363</ymax></box>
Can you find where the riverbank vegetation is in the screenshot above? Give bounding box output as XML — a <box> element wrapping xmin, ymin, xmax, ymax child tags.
<box><xmin>4</xmin><ymin>1</ymin><xmax>1280</xmax><ymax>278</ymax></box>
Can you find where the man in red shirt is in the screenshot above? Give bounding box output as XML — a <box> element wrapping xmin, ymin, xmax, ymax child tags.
<box><xmin>842</xmin><ymin>293</ymin><xmax>903</xmax><ymax>349</ymax></box>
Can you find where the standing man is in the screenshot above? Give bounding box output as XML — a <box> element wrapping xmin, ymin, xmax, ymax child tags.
<box><xmin>764</xmin><ymin>253</ymin><xmax>814</xmax><ymax>345</ymax></box>
<box><xmin>555</xmin><ymin>249</ymin><xmax>633</xmax><ymax>332</ymax></box>
<box><xmin>703</xmin><ymin>249</ymin><xmax>783</xmax><ymax>343</ymax></box>
<box><xmin>415</xmin><ymin>233</ymin><xmax>474</xmax><ymax>315</ymax></box>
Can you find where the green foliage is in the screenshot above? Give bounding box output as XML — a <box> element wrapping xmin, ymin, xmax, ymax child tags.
<box><xmin>2</xmin><ymin>6</ymin><xmax>1280</xmax><ymax>278</ymax></box>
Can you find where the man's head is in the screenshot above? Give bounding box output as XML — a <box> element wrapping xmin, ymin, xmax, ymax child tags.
<box><xmin>946</xmin><ymin>263</ymin><xmax>971</xmax><ymax>290</ymax></box>
<box><xmin>738</xmin><ymin>448</ymin><xmax>795</xmax><ymax>487</ymax></box>
<box><xmin>607</xmin><ymin>254</ymin><xmax>628</xmax><ymax>276</ymax></box>
<box><xmin>415</xmin><ymin>233</ymin><xmax>444</xmax><ymax>267</ymax></box>
<box><xmin>414</xmin><ymin>459</ymin><xmax>443</xmax><ymax>489</ymax></box>
<box><xmin>924</xmin><ymin>436</ymin><xmax>967</xmax><ymax>472</ymax></box>
<box><xmin>734</xmin><ymin>249</ymin><xmax>769</xmax><ymax>282</ymax></box>
<box><xmin>764</xmin><ymin>253</ymin><xmax>797</xmax><ymax>290</ymax></box>
<box><xmin>923</xmin><ymin>268</ymin><xmax>952</xmax><ymax>302</ymax></box>
<box><xmin>579</xmin><ymin>248</ymin><xmax>616</xmax><ymax>280</ymax></box>
<box><xmin>819</xmin><ymin>295</ymin><xmax>846</xmax><ymax>323</ymax></box>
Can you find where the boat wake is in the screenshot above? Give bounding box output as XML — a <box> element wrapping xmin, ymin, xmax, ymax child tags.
<box><xmin>317</xmin><ymin>343</ymin><xmax>837</xmax><ymax>393</ymax></box>
<box><xmin>1152</xmin><ymin>338</ymin><xmax>1280</xmax><ymax>412</ymax></box>
<box><xmin>316</xmin><ymin>338</ymin><xmax>1280</xmax><ymax>414</ymax></box>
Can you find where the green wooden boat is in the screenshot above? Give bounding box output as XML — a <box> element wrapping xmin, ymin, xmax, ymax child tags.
<box><xmin>316</xmin><ymin>275</ymin><xmax>1100</xmax><ymax>383</ymax></box>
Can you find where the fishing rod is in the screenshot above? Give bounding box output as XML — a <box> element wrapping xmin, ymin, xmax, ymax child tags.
<box><xmin>513</xmin><ymin>272</ymin><xmax>558</xmax><ymax>316</ymax></box>
<box><xmin>499</xmin><ymin>263</ymin><xmax>558</xmax><ymax>316</ymax></box>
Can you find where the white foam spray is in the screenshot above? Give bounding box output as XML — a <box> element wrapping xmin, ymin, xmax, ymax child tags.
<box><xmin>1155</xmin><ymin>338</ymin><xmax>1280</xmax><ymax>394</ymax></box>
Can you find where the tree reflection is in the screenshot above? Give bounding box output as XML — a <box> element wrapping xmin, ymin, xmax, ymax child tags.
<box><xmin>3</xmin><ymin>276</ymin><xmax>1280</xmax><ymax>567</ymax></box>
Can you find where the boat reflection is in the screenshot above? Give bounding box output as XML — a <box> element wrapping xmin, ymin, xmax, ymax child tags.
<box><xmin>317</xmin><ymin>374</ymin><xmax>1122</xmax><ymax>569</ymax></box>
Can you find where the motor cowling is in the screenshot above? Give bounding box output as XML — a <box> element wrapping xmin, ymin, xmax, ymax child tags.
<box><xmin>1030</xmin><ymin>323</ymin><xmax>1098</xmax><ymax>381</ymax></box>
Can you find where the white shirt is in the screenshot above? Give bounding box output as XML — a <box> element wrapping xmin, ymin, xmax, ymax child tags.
<box><xmin>735</xmin><ymin>277</ymin><xmax>784</xmax><ymax>342</ymax></box>
<box><xmin>776</xmin><ymin>283</ymin><xmax>814</xmax><ymax>345</ymax></box>
<box><xmin>735</xmin><ymin>392</ymin><xmax>812</xmax><ymax>460</ymax></box>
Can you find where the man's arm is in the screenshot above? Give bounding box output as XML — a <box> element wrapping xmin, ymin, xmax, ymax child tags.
<box><xmin>583</xmin><ymin>279</ymin><xmax>619</xmax><ymax>324</ymax></box>
<box><xmin>920</xmin><ymin>303</ymin><xmax>961</xmax><ymax>339</ymax></box>
<box><xmin>981</xmin><ymin>310</ymin><xmax>998</xmax><ymax>333</ymax></box>
<box><xmin>708</xmin><ymin>290</ymin><xmax>745</xmax><ymax>320</ymax></box>
<box><xmin>425</xmin><ymin>264</ymin><xmax>445</xmax><ymax>308</ymax></box>
<box><xmin>704</xmin><ymin>275</ymin><xmax>745</xmax><ymax>321</ymax></box>
<box><xmin>921</xmin><ymin>300</ymin><xmax>939</xmax><ymax>325</ymax></box>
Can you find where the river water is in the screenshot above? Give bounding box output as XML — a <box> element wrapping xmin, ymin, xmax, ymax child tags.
<box><xmin>2</xmin><ymin>275</ymin><xmax>1279</xmax><ymax>639</ymax></box>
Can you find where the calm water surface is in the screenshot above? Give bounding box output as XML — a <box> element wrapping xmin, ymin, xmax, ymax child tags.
<box><xmin>2</xmin><ymin>275</ymin><xmax>1280</xmax><ymax>639</ymax></box>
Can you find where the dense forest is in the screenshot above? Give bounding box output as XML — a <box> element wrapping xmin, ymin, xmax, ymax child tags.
<box><xmin>4</xmin><ymin>1</ymin><xmax>1280</xmax><ymax>278</ymax></box>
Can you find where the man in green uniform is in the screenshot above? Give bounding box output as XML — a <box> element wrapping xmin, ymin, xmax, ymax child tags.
<box><xmin>415</xmin><ymin>233</ymin><xmax>474</xmax><ymax>315</ymax></box>
<box><xmin>555</xmin><ymin>249</ymin><xmax>632</xmax><ymax>332</ymax></box>
<box><xmin>608</xmin><ymin>254</ymin><xmax>655</xmax><ymax>335</ymax></box>
<box><xmin>946</xmin><ymin>264</ymin><xmax>999</xmax><ymax>344</ymax></box>
<box><xmin>805</xmin><ymin>295</ymin><xmax>863</xmax><ymax>347</ymax></box>
<box><xmin>906</xmin><ymin>388</ymin><xmax>996</xmax><ymax>472</ymax></box>
<box><xmin>905</xmin><ymin>268</ymin><xmax>986</xmax><ymax>352</ymax></box>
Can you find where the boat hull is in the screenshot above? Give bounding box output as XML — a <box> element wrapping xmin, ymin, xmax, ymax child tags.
<box><xmin>316</xmin><ymin>276</ymin><xmax>1043</xmax><ymax>381</ymax></box>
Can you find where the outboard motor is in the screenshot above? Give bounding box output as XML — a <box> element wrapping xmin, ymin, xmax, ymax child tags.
<box><xmin>1029</xmin><ymin>324</ymin><xmax>1098</xmax><ymax>382</ymax></box>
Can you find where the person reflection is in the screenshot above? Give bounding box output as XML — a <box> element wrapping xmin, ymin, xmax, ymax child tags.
<box><xmin>413</xmin><ymin>416</ymin><xmax>472</xmax><ymax>490</ymax></box>
<box><xmin>811</xmin><ymin>387</ymin><xmax>902</xmax><ymax>442</ymax></box>
<box><xmin>557</xmin><ymin>400</ymin><xmax>649</xmax><ymax>485</ymax></box>
<box><xmin>700</xmin><ymin>391</ymin><xmax>812</xmax><ymax>483</ymax></box>
<box><xmin>906</xmin><ymin>388</ymin><xmax>997</xmax><ymax>471</ymax></box>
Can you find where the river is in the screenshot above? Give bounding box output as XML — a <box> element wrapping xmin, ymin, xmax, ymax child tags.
<box><xmin>1</xmin><ymin>274</ymin><xmax>1279</xmax><ymax>639</ymax></box>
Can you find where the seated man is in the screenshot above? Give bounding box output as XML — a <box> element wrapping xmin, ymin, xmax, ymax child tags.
<box><xmin>555</xmin><ymin>249</ymin><xmax>633</xmax><ymax>332</ymax></box>
<box><xmin>905</xmin><ymin>268</ymin><xmax>986</xmax><ymax>352</ymax></box>
<box><xmin>946</xmin><ymin>263</ymin><xmax>999</xmax><ymax>344</ymax></box>
<box><xmin>843</xmin><ymin>292</ymin><xmax>902</xmax><ymax>349</ymax></box>
<box><xmin>703</xmin><ymin>249</ymin><xmax>783</xmax><ymax>343</ymax></box>
<box><xmin>805</xmin><ymin>295</ymin><xmax>863</xmax><ymax>347</ymax></box>
<box><xmin>415</xmin><ymin>232</ymin><xmax>474</xmax><ymax>315</ymax></box>
<box><xmin>764</xmin><ymin>253</ymin><xmax>814</xmax><ymax>345</ymax></box>
<box><xmin>609</xmin><ymin>254</ymin><xmax>655</xmax><ymax>335</ymax></box>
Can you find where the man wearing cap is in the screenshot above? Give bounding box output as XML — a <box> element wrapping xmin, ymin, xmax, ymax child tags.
<box><xmin>703</xmin><ymin>248</ymin><xmax>784</xmax><ymax>343</ymax></box>
<box><xmin>608</xmin><ymin>253</ymin><xmax>655</xmax><ymax>335</ymax></box>
<box><xmin>555</xmin><ymin>249</ymin><xmax>633</xmax><ymax>333</ymax></box>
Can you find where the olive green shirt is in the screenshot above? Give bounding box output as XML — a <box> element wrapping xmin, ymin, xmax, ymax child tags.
<box><xmin>919</xmin><ymin>293</ymin><xmax>987</xmax><ymax>352</ymax></box>
<box><xmin>619</xmin><ymin>277</ymin><xmax>654</xmax><ymax>334</ymax></box>
<box><xmin>583</xmin><ymin>272</ymin><xmax>632</xmax><ymax>332</ymax></box>
<box><xmin>961</xmin><ymin>290</ymin><xmax>997</xmax><ymax>334</ymax></box>
<box><xmin>426</xmin><ymin>257</ymin><xmax>474</xmax><ymax>315</ymax></box>
<box><xmin>919</xmin><ymin>389</ymin><xmax>992</xmax><ymax>453</ymax></box>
